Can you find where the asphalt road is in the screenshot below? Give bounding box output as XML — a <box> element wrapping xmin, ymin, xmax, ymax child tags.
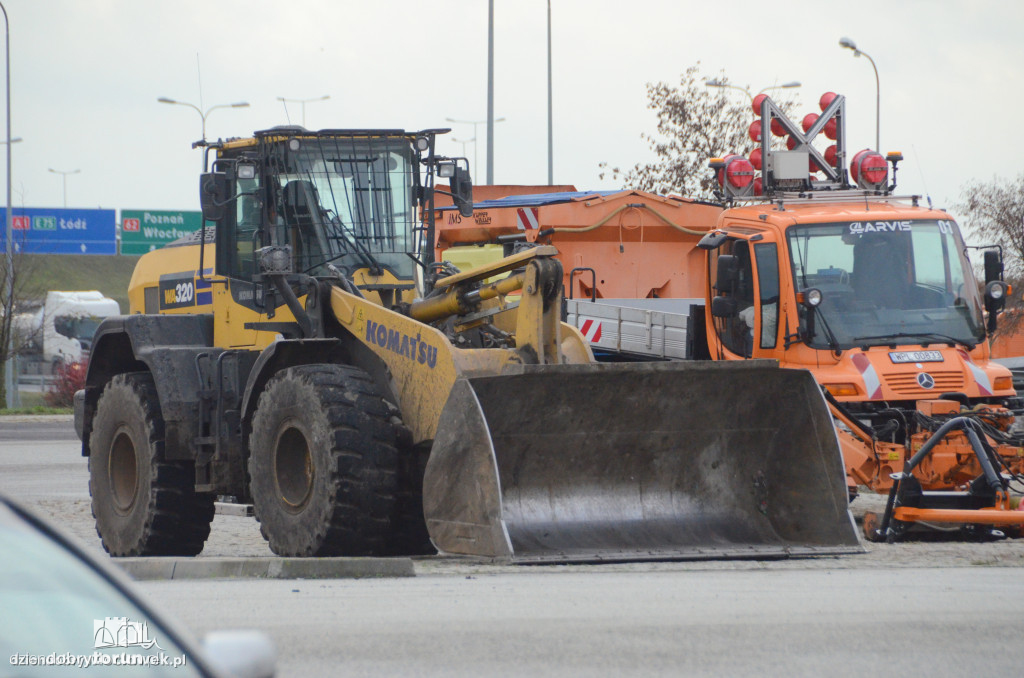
<box><xmin>139</xmin><ymin>568</ymin><xmax>1023</xmax><ymax>678</ymax></box>
<box><xmin>5</xmin><ymin>417</ymin><xmax>1024</xmax><ymax>677</ymax></box>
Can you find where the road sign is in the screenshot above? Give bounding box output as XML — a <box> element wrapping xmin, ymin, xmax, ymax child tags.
<box><xmin>120</xmin><ymin>209</ymin><xmax>203</xmax><ymax>254</ymax></box>
<box><xmin>0</xmin><ymin>208</ymin><xmax>116</xmax><ymax>254</ymax></box>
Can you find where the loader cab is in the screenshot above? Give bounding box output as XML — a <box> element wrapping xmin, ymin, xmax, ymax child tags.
<box><xmin>201</xmin><ymin>129</ymin><xmax>472</xmax><ymax>320</ymax></box>
<box><xmin>706</xmin><ymin>232</ymin><xmax>781</xmax><ymax>359</ymax></box>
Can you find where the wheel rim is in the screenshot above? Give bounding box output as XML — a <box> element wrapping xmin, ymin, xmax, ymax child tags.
<box><xmin>108</xmin><ymin>428</ymin><xmax>138</xmax><ymax>513</ymax></box>
<box><xmin>274</xmin><ymin>424</ymin><xmax>314</xmax><ymax>512</ymax></box>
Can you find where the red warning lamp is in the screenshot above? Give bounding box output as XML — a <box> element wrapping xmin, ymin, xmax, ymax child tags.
<box><xmin>770</xmin><ymin>118</ymin><xmax>787</xmax><ymax>137</ymax></box>
<box><xmin>748</xmin><ymin>120</ymin><xmax>762</xmax><ymax>143</ymax></box>
<box><xmin>802</xmin><ymin>113</ymin><xmax>819</xmax><ymax>133</ymax></box>
<box><xmin>752</xmin><ymin>93</ymin><xmax>768</xmax><ymax>116</ymax></box>
<box><xmin>749</xmin><ymin>147</ymin><xmax>762</xmax><ymax>170</ymax></box>
<box><xmin>724</xmin><ymin>156</ymin><xmax>755</xmax><ymax>190</ymax></box>
<box><xmin>850</xmin><ymin>149</ymin><xmax>888</xmax><ymax>189</ymax></box>
<box><xmin>819</xmin><ymin>92</ymin><xmax>837</xmax><ymax>111</ymax></box>
<box><xmin>786</xmin><ymin>135</ymin><xmax>799</xmax><ymax>150</ymax></box>
<box><xmin>824</xmin><ymin>144</ymin><xmax>838</xmax><ymax>167</ymax></box>
<box><xmin>824</xmin><ymin>118</ymin><xmax>837</xmax><ymax>140</ymax></box>
<box><xmin>753</xmin><ymin>176</ymin><xmax>763</xmax><ymax>196</ymax></box>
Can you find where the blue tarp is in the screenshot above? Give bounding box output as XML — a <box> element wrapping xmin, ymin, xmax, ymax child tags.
<box><xmin>438</xmin><ymin>190</ymin><xmax>619</xmax><ymax>211</ymax></box>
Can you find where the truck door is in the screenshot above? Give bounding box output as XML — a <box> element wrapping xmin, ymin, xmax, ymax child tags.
<box><xmin>708</xmin><ymin>237</ymin><xmax>780</xmax><ymax>359</ymax></box>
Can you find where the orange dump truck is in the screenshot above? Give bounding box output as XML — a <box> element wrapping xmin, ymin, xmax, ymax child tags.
<box><xmin>433</xmin><ymin>93</ymin><xmax>1024</xmax><ymax>542</ymax></box>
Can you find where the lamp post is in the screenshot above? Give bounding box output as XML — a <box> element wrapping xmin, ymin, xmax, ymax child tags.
<box><xmin>705</xmin><ymin>79</ymin><xmax>802</xmax><ymax>112</ymax></box>
<box><xmin>547</xmin><ymin>0</ymin><xmax>553</xmax><ymax>184</ymax></box>
<box><xmin>452</xmin><ymin>136</ymin><xmax>475</xmax><ymax>158</ymax></box>
<box><xmin>276</xmin><ymin>94</ymin><xmax>329</xmax><ymax>127</ymax></box>
<box><xmin>0</xmin><ymin>1</ymin><xmax>11</xmax><ymax>409</ymax></box>
<box><xmin>445</xmin><ymin>116</ymin><xmax>506</xmax><ymax>181</ymax></box>
<box><xmin>156</xmin><ymin>97</ymin><xmax>250</xmax><ymax>142</ymax></box>
<box><xmin>839</xmin><ymin>37</ymin><xmax>880</xmax><ymax>151</ymax></box>
<box><xmin>47</xmin><ymin>167</ymin><xmax>79</xmax><ymax>208</ymax></box>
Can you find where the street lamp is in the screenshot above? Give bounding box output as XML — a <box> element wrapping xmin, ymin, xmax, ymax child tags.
<box><xmin>839</xmin><ymin>36</ymin><xmax>880</xmax><ymax>151</ymax></box>
<box><xmin>445</xmin><ymin>116</ymin><xmax>506</xmax><ymax>181</ymax></box>
<box><xmin>156</xmin><ymin>97</ymin><xmax>250</xmax><ymax>142</ymax></box>
<box><xmin>452</xmin><ymin>136</ymin><xmax>475</xmax><ymax>158</ymax></box>
<box><xmin>276</xmin><ymin>94</ymin><xmax>329</xmax><ymax>128</ymax></box>
<box><xmin>47</xmin><ymin>168</ymin><xmax>79</xmax><ymax>208</ymax></box>
<box><xmin>1</xmin><ymin>1</ymin><xmax>12</xmax><ymax>408</ymax></box>
<box><xmin>705</xmin><ymin>79</ymin><xmax>802</xmax><ymax>107</ymax></box>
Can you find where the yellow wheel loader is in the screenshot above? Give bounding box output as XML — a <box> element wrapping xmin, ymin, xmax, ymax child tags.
<box><xmin>74</xmin><ymin>127</ymin><xmax>860</xmax><ymax>562</ymax></box>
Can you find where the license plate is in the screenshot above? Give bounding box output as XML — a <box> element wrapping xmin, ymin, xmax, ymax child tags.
<box><xmin>889</xmin><ymin>350</ymin><xmax>943</xmax><ymax>363</ymax></box>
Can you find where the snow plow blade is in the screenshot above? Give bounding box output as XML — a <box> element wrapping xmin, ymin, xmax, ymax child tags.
<box><xmin>423</xmin><ymin>360</ymin><xmax>861</xmax><ymax>563</ymax></box>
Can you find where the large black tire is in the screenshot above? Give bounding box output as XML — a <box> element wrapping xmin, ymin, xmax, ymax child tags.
<box><xmin>89</xmin><ymin>372</ymin><xmax>215</xmax><ymax>556</ymax></box>
<box><xmin>387</xmin><ymin>443</ymin><xmax>435</xmax><ymax>556</ymax></box>
<box><xmin>248</xmin><ymin>364</ymin><xmax>400</xmax><ymax>556</ymax></box>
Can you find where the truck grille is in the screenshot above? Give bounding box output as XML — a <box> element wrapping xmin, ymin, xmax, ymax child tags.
<box><xmin>883</xmin><ymin>370</ymin><xmax>964</xmax><ymax>395</ymax></box>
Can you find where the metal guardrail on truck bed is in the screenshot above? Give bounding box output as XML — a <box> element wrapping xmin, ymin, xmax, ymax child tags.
<box><xmin>564</xmin><ymin>298</ymin><xmax>702</xmax><ymax>360</ymax></box>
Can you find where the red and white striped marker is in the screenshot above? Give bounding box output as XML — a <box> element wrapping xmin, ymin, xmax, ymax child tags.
<box><xmin>516</xmin><ymin>207</ymin><xmax>539</xmax><ymax>231</ymax></box>
<box><xmin>580</xmin><ymin>319</ymin><xmax>602</xmax><ymax>342</ymax></box>
<box><xmin>851</xmin><ymin>353</ymin><xmax>882</xmax><ymax>400</ymax></box>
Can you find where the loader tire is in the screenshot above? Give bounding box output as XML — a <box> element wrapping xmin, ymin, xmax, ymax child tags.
<box><xmin>248</xmin><ymin>364</ymin><xmax>399</xmax><ymax>557</ymax></box>
<box><xmin>89</xmin><ymin>372</ymin><xmax>215</xmax><ymax>556</ymax></box>
<box><xmin>387</xmin><ymin>443</ymin><xmax>435</xmax><ymax>556</ymax></box>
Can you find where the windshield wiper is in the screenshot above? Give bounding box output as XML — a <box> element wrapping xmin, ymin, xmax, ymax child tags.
<box><xmin>852</xmin><ymin>332</ymin><xmax>977</xmax><ymax>351</ymax></box>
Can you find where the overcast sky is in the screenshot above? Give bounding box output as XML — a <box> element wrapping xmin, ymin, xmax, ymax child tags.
<box><xmin>7</xmin><ymin>0</ymin><xmax>1023</xmax><ymax>219</ymax></box>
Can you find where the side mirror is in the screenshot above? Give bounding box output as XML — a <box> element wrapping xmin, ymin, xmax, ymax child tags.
<box><xmin>200</xmin><ymin>172</ymin><xmax>229</xmax><ymax>222</ymax></box>
<box><xmin>715</xmin><ymin>254</ymin><xmax>739</xmax><ymax>293</ymax></box>
<box><xmin>984</xmin><ymin>249</ymin><xmax>1003</xmax><ymax>285</ymax></box>
<box><xmin>711</xmin><ymin>295</ymin><xmax>738</xmax><ymax>318</ymax></box>
<box><xmin>450</xmin><ymin>163</ymin><xmax>474</xmax><ymax>218</ymax></box>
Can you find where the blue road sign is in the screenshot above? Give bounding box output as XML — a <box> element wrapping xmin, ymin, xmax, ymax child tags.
<box><xmin>0</xmin><ymin>207</ymin><xmax>117</xmax><ymax>254</ymax></box>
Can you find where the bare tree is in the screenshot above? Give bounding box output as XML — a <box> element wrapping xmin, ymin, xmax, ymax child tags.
<box><xmin>956</xmin><ymin>174</ymin><xmax>1024</xmax><ymax>278</ymax></box>
<box><xmin>600</xmin><ymin>63</ymin><xmax>797</xmax><ymax>199</ymax></box>
<box><xmin>0</xmin><ymin>237</ymin><xmax>43</xmax><ymax>407</ymax></box>
<box><xmin>954</xmin><ymin>174</ymin><xmax>1024</xmax><ymax>339</ymax></box>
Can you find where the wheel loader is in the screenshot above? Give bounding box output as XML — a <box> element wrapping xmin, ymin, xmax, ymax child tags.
<box><xmin>74</xmin><ymin>126</ymin><xmax>860</xmax><ymax>562</ymax></box>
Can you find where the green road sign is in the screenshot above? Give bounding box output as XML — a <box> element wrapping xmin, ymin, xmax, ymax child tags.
<box><xmin>120</xmin><ymin>209</ymin><xmax>203</xmax><ymax>254</ymax></box>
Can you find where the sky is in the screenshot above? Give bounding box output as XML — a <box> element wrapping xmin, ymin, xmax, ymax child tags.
<box><xmin>6</xmin><ymin>0</ymin><xmax>1023</xmax><ymax>219</ymax></box>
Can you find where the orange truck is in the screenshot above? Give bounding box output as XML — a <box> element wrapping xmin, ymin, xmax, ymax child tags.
<box><xmin>433</xmin><ymin>92</ymin><xmax>1024</xmax><ymax>542</ymax></box>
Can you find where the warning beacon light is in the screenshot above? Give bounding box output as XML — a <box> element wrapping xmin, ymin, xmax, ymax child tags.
<box><xmin>710</xmin><ymin>154</ymin><xmax>755</xmax><ymax>198</ymax></box>
<box><xmin>849</xmin><ymin>149</ymin><xmax>888</xmax><ymax>190</ymax></box>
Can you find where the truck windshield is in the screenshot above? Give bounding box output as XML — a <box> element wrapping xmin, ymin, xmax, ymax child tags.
<box><xmin>53</xmin><ymin>315</ymin><xmax>104</xmax><ymax>343</ymax></box>
<box><xmin>786</xmin><ymin>220</ymin><xmax>985</xmax><ymax>350</ymax></box>
<box><xmin>272</xmin><ymin>136</ymin><xmax>418</xmax><ymax>278</ymax></box>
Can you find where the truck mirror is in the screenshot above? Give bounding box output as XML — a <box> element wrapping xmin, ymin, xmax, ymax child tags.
<box><xmin>715</xmin><ymin>254</ymin><xmax>739</xmax><ymax>293</ymax></box>
<box><xmin>200</xmin><ymin>172</ymin><xmax>229</xmax><ymax>222</ymax></box>
<box><xmin>984</xmin><ymin>249</ymin><xmax>1003</xmax><ymax>285</ymax></box>
<box><xmin>711</xmin><ymin>295</ymin><xmax>738</xmax><ymax>318</ymax></box>
<box><xmin>451</xmin><ymin>164</ymin><xmax>474</xmax><ymax>218</ymax></box>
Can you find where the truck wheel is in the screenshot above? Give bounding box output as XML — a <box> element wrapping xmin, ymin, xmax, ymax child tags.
<box><xmin>248</xmin><ymin>364</ymin><xmax>398</xmax><ymax>556</ymax></box>
<box><xmin>89</xmin><ymin>372</ymin><xmax>215</xmax><ymax>556</ymax></box>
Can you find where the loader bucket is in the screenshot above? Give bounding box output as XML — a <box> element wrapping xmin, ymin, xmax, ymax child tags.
<box><xmin>423</xmin><ymin>360</ymin><xmax>861</xmax><ymax>563</ymax></box>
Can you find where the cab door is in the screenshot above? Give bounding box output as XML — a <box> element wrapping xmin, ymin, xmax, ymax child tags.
<box><xmin>707</xmin><ymin>235</ymin><xmax>780</xmax><ymax>360</ymax></box>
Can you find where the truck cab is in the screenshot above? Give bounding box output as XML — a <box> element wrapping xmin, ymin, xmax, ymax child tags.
<box><xmin>705</xmin><ymin>201</ymin><xmax>1016</xmax><ymax>432</ymax></box>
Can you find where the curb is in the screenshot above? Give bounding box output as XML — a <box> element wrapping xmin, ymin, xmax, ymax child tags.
<box><xmin>116</xmin><ymin>556</ymin><xmax>416</xmax><ymax>581</ymax></box>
